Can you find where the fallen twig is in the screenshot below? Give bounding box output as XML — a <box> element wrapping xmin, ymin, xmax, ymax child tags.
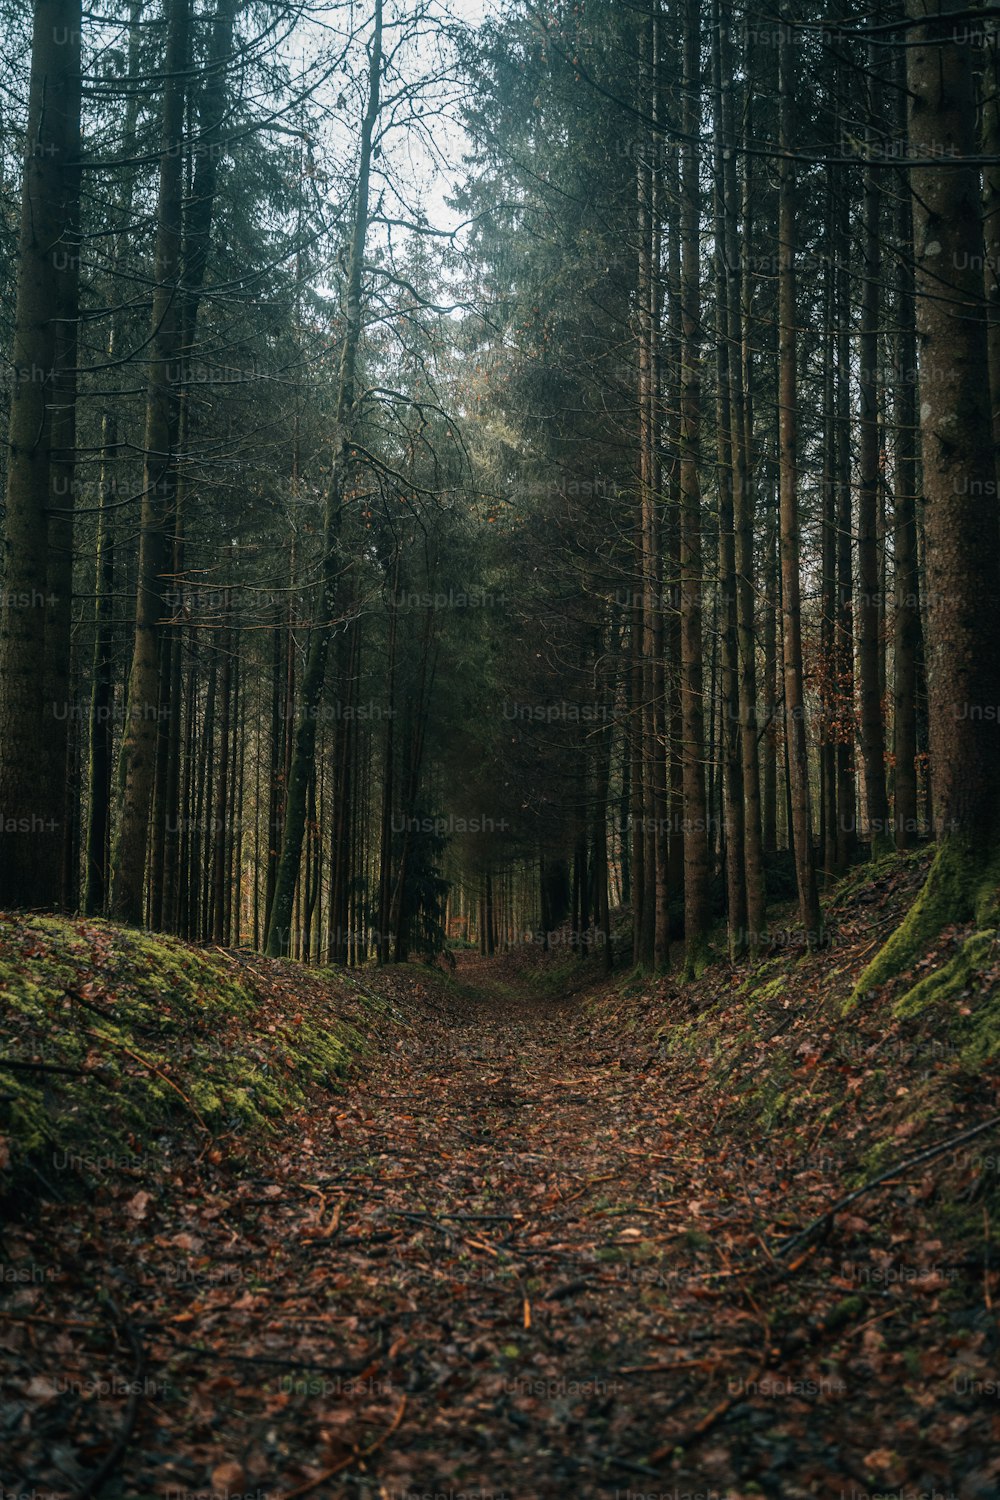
<box><xmin>83</xmin><ymin>1027</ymin><xmax>210</xmax><ymax>1133</ymax></box>
<box><xmin>776</xmin><ymin>1113</ymin><xmax>1000</xmax><ymax>1260</ymax></box>
<box><xmin>275</xmin><ymin>1394</ymin><xmax>407</xmax><ymax>1498</ymax></box>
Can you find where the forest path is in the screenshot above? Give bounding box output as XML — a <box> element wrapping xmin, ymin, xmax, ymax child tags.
<box><xmin>111</xmin><ymin>957</ymin><xmax>887</xmax><ymax>1499</ymax></box>
<box><xmin>5</xmin><ymin>954</ymin><xmax>980</xmax><ymax>1499</ymax></box>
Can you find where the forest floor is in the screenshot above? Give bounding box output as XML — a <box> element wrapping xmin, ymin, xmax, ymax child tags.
<box><xmin>3</xmin><ymin>856</ymin><xmax>1000</xmax><ymax>1500</ymax></box>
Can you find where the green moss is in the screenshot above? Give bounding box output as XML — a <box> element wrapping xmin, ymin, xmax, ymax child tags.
<box><xmin>681</xmin><ymin>935</ymin><xmax>713</xmax><ymax>983</ymax></box>
<box><xmin>747</xmin><ymin>976</ymin><xmax>786</xmax><ymax>1007</ymax></box>
<box><xmin>831</xmin><ymin>848</ymin><xmax>922</xmax><ymax>909</ymax></box>
<box><xmin>958</xmin><ymin>977</ymin><xmax>1000</xmax><ymax>1064</ymax></box>
<box><xmin>869</xmin><ymin>828</ymin><xmax>894</xmax><ymax>861</ymax></box>
<box><xmin>891</xmin><ymin>929</ymin><xmax>994</xmax><ymax>1022</ymax></box>
<box><xmin>847</xmin><ymin>841</ymin><xmax>1000</xmax><ymax>1010</ymax></box>
<box><xmin>735</xmin><ymin>956</ymin><xmax>782</xmax><ymax>994</ymax></box>
<box><xmin>0</xmin><ymin>914</ymin><xmax>371</xmax><ymax>1197</ymax></box>
<box><xmin>826</xmin><ymin>1295</ymin><xmax>865</xmax><ymax>1330</ymax></box>
<box><xmin>188</xmin><ymin>1080</ymin><xmax>225</xmax><ymax>1117</ymax></box>
<box><xmin>754</xmin><ymin>1077</ymin><xmax>792</xmax><ymax>1130</ymax></box>
<box><xmin>660</xmin><ymin>1017</ymin><xmax>707</xmax><ymax>1057</ymax></box>
<box><xmin>1</xmin><ymin>1076</ymin><xmax>51</xmax><ymax>1155</ymax></box>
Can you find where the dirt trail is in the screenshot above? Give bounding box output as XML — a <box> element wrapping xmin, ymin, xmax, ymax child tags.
<box><xmin>3</xmin><ymin>954</ymin><xmax>993</xmax><ymax>1500</ymax></box>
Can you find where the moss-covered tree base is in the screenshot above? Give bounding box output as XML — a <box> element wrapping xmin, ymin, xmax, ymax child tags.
<box><xmin>681</xmin><ymin>936</ymin><xmax>713</xmax><ymax>984</ymax></box>
<box><xmin>869</xmin><ymin>829</ymin><xmax>895</xmax><ymax>862</ymax></box>
<box><xmin>845</xmin><ymin>840</ymin><xmax>1000</xmax><ymax>1011</ymax></box>
<box><xmin>889</xmin><ymin>927</ymin><xmax>1000</xmax><ymax>1059</ymax></box>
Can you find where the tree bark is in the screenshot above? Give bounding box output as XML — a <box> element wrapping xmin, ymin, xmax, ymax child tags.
<box><xmin>713</xmin><ymin>0</ymin><xmax>748</xmax><ymax>958</ymax></box>
<box><xmin>893</xmin><ymin>81</ymin><xmax>921</xmax><ymax>852</ymax></box>
<box><xmin>726</xmin><ymin>4</ymin><xmax>766</xmax><ymax>947</ymax></box>
<box><xmin>857</xmin><ymin>52</ymin><xmax>891</xmax><ymax>856</ymax></box>
<box><xmin>905</xmin><ymin>0</ymin><xmax>1000</xmax><ymax>849</ymax></box>
<box><xmin>778</xmin><ymin>23</ymin><xmax>823</xmax><ymax>946</ymax></box>
<box><xmin>0</xmin><ymin>0</ymin><xmax>83</xmax><ymax>908</ymax></box>
<box><xmin>678</xmin><ymin>0</ymin><xmax>711</xmax><ymax>975</ymax></box>
<box><xmin>110</xmin><ymin>0</ymin><xmax>191</xmax><ymax>923</ymax></box>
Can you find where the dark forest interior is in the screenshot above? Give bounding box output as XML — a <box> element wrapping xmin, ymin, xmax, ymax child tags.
<box><xmin>2</xmin><ymin>1</ymin><xmax>1000</xmax><ymax>1495</ymax></box>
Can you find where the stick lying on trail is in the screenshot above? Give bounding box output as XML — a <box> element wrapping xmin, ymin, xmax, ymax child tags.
<box><xmin>776</xmin><ymin>1113</ymin><xmax>1000</xmax><ymax>1260</ymax></box>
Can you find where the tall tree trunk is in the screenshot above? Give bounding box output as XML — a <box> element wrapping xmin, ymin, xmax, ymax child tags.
<box><xmin>84</xmin><ymin>3</ymin><xmax>143</xmax><ymax>915</ymax></box>
<box><xmin>211</xmin><ymin>609</ymin><xmax>232</xmax><ymax>943</ymax></box>
<box><xmin>151</xmin><ymin>0</ymin><xmax>240</xmax><ymax>930</ymax></box>
<box><xmin>46</xmin><ymin>11</ymin><xmax>82</xmax><ymax>909</ymax></box>
<box><xmin>678</xmin><ymin>0</ymin><xmax>710</xmax><ymax>975</ymax></box>
<box><xmin>905</xmin><ymin>0</ymin><xmax>1000</xmax><ymax>850</ymax></box>
<box><xmin>635</xmin><ymin>5</ymin><xmax>659</xmax><ymax>971</ymax></box>
<box><xmin>834</xmin><ymin>183</ymin><xmax>857</xmax><ymax>869</ymax></box>
<box><xmin>593</xmin><ymin>623</ymin><xmax>617</xmax><ymax>971</ymax></box>
<box><xmin>663</xmin><ymin>118</ymin><xmax>685</xmax><ymax>906</ymax></box>
<box><xmin>713</xmin><ymin>0</ymin><xmax>747</xmax><ymax>959</ymax></box>
<box><xmin>110</xmin><ymin>0</ymin><xmax>191</xmax><ymax>923</ymax></box>
<box><xmin>761</xmin><ymin>494</ymin><xmax>778</xmax><ymax>854</ymax></box>
<box><xmin>857</xmin><ymin>52</ymin><xmax>891</xmax><ymax>855</ymax></box>
<box><xmin>893</xmin><ymin>83</ymin><xmax>921</xmax><ymax>852</ymax></box>
<box><xmin>629</xmin><ymin>558</ymin><xmax>646</xmax><ymax>967</ymax></box>
<box><xmin>820</xmin><ymin>168</ymin><xmax>839</xmax><ymax>875</ymax></box>
<box><xmin>981</xmin><ymin>11</ymin><xmax>1000</xmax><ymax>486</ymax></box>
<box><xmin>230</xmin><ymin>669</ymin><xmax>244</xmax><ymax>944</ymax></box>
<box><xmin>376</xmin><ymin>558</ymin><xmax>399</xmax><ymax>966</ymax></box>
<box><xmin>177</xmin><ymin>651</ymin><xmax>197</xmax><ymax>938</ymax></box>
<box><xmin>389</xmin><ymin>605</ymin><xmax>438</xmax><ymax>962</ymax></box>
<box><xmin>264</xmin><ymin>606</ymin><xmax>284</xmax><ymax>934</ymax></box>
<box><xmin>635</xmin><ymin>45</ymin><xmax>651</xmax><ymax>969</ymax></box>
<box><xmin>857</xmin><ymin>0</ymin><xmax>1000</xmax><ymax>992</ymax></box>
<box><xmin>727</xmin><ymin>4</ymin><xmax>766</xmax><ymax>947</ymax></box>
<box><xmin>193</xmin><ymin>653</ymin><xmax>216</xmax><ymax>942</ymax></box>
<box><xmin>84</xmin><ymin>492</ymin><xmax>115</xmax><ymax>914</ymax></box>
<box><xmin>648</xmin><ymin>0</ymin><xmax>669</xmax><ymax>971</ymax></box>
<box><xmin>0</xmin><ymin>0</ymin><xmax>83</xmax><ymax>908</ymax></box>
<box><xmin>778</xmin><ymin>22</ymin><xmax>823</xmax><ymax>946</ymax></box>
<box><xmin>327</xmin><ymin>599</ymin><xmax>357</xmax><ymax>964</ymax></box>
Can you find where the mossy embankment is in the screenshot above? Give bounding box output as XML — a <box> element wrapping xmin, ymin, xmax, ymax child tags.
<box><xmin>601</xmin><ymin>847</ymin><xmax>1000</xmax><ymax>1236</ymax></box>
<box><xmin>0</xmin><ymin>913</ymin><xmax>389</xmax><ymax>1201</ymax></box>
